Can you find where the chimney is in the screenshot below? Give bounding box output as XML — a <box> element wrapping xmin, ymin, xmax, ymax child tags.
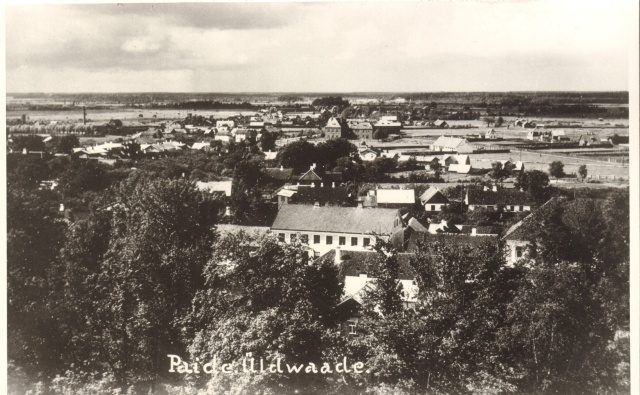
<box><xmin>311</xmin><ymin>163</ymin><xmax>316</xmax><ymax>170</ymax></box>
<box><xmin>22</xmin><ymin>148</ymin><xmax>28</xmax><ymax>155</ymax></box>
<box><xmin>471</xmin><ymin>227</ymin><xmax>477</xmax><ymax>236</ymax></box>
<box><xmin>83</xmin><ymin>106</ymin><xmax>86</xmax><ymax>125</ymax></box>
<box><xmin>335</xmin><ymin>247</ymin><xmax>341</xmax><ymax>265</ymax></box>
<box><xmin>492</xmin><ymin>185</ymin><xmax>498</xmax><ymax>192</ymax></box>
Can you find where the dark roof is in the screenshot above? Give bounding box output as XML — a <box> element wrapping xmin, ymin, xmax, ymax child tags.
<box><xmin>467</xmin><ymin>189</ymin><xmax>533</xmax><ymax>206</ymax></box>
<box><xmin>293</xmin><ymin>186</ymin><xmax>352</xmax><ymax>206</ymax></box>
<box><xmin>317</xmin><ymin>249</ymin><xmax>415</xmax><ymax>280</ymax></box>
<box><xmin>420</xmin><ymin>187</ymin><xmax>449</xmax><ymax>205</ymax></box>
<box><xmin>502</xmin><ymin>197</ymin><xmax>605</xmax><ymax>241</ymax></box>
<box><xmin>298</xmin><ymin>169</ymin><xmax>323</xmax><ymax>181</ymax></box>
<box><xmin>296</xmin><ymin>169</ymin><xmax>343</xmax><ymax>183</ymax></box>
<box><xmin>271</xmin><ymin>205</ymin><xmax>400</xmax><ymax>235</ymax></box>
<box><xmin>263</xmin><ymin>167</ymin><xmax>294</xmax><ymax>181</ymax></box>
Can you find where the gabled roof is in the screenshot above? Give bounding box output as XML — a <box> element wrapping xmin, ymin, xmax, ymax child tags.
<box><xmin>407</xmin><ymin>217</ymin><xmax>428</xmax><ymax>232</ymax></box>
<box><xmin>263</xmin><ymin>167</ymin><xmax>294</xmax><ymax>181</ymax></box>
<box><xmin>502</xmin><ymin>197</ymin><xmax>567</xmax><ymax>241</ymax></box>
<box><xmin>433</xmin><ymin>136</ymin><xmax>468</xmax><ymax>148</ymax></box>
<box><xmin>419</xmin><ymin>187</ymin><xmax>449</xmax><ymax>205</ymax></box>
<box><xmin>298</xmin><ymin>168</ymin><xmax>323</xmax><ymax>181</ymax></box>
<box><xmin>271</xmin><ymin>205</ymin><xmax>400</xmax><ymax>235</ymax></box>
<box><xmin>325</xmin><ymin>117</ymin><xmax>342</xmax><ymax>128</ymax></box>
<box><xmin>448</xmin><ymin>164</ymin><xmax>472</xmax><ymax>174</ymax></box>
<box><xmin>376</xmin><ymin>189</ymin><xmax>415</xmax><ymax>205</ymax></box>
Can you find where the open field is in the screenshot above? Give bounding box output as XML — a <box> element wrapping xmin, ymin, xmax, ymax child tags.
<box><xmin>6</xmin><ymin>108</ymin><xmax>258</xmax><ymax>123</ymax></box>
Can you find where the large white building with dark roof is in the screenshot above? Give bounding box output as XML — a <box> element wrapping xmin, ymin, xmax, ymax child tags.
<box><xmin>271</xmin><ymin>205</ymin><xmax>403</xmax><ymax>255</ymax></box>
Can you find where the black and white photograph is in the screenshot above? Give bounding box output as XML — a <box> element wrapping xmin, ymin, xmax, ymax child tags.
<box><xmin>4</xmin><ymin>1</ymin><xmax>638</xmax><ymax>394</ymax></box>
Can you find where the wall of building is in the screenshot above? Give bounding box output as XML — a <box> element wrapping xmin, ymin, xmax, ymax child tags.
<box><xmin>505</xmin><ymin>239</ymin><xmax>531</xmax><ymax>265</ymax></box>
<box><xmin>424</xmin><ymin>203</ymin><xmax>447</xmax><ymax>212</ymax></box>
<box><xmin>272</xmin><ymin>230</ymin><xmax>380</xmax><ymax>256</ymax></box>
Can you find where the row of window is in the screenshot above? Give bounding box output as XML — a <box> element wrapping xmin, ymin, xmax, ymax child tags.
<box><xmin>278</xmin><ymin>233</ymin><xmax>371</xmax><ymax>247</ymax></box>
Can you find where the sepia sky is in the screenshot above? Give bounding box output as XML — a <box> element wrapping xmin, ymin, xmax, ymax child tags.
<box><xmin>5</xmin><ymin>0</ymin><xmax>634</xmax><ymax>93</ymax></box>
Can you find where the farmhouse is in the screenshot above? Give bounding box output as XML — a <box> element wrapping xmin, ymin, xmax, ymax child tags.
<box><xmin>271</xmin><ymin>205</ymin><xmax>403</xmax><ymax>255</ymax></box>
<box><xmin>433</xmin><ymin>120</ymin><xmax>449</xmax><ymax>128</ymax></box>
<box><xmin>419</xmin><ymin>186</ymin><xmax>449</xmax><ymax>212</ymax></box>
<box><xmin>359</xmin><ymin>148</ymin><xmax>380</xmax><ymax>161</ymax></box>
<box><xmin>465</xmin><ymin>187</ymin><xmax>534</xmax><ymax>212</ymax></box>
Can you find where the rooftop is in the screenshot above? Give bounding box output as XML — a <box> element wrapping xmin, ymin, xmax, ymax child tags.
<box><xmin>271</xmin><ymin>205</ymin><xmax>399</xmax><ymax>235</ymax></box>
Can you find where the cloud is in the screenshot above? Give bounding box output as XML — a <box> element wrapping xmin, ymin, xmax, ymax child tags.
<box><xmin>5</xmin><ymin>1</ymin><xmax>633</xmax><ymax>92</ymax></box>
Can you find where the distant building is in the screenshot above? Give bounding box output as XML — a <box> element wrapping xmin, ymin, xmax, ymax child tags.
<box><xmin>373</xmin><ymin>189</ymin><xmax>416</xmax><ymax>208</ymax></box>
<box><xmin>432</xmin><ymin>136</ymin><xmax>472</xmax><ymax>153</ymax></box>
<box><xmin>433</xmin><ymin>120</ymin><xmax>449</xmax><ymax>128</ymax></box>
<box><xmin>324</xmin><ymin>117</ymin><xmax>345</xmax><ymax>139</ymax></box>
<box><xmin>359</xmin><ymin>148</ymin><xmax>380</xmax><ymax>161</ymax></box>
<box><xmin>348</xmin><ymin>121</ymin><xmax>374</xmax><ymax>140</ymax></box>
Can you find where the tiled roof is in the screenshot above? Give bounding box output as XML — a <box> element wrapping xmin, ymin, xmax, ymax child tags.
<box><xmin>298</xmin><ymin>169</ymin><xmax>323</xmax><ymax>181</ymax></box>
<box><xmin>466</xmin><ymin>189</ymin><xmax>533</xmax><ymax>206</ymax></box>
<box><xmin>420</xmin><ymin>187</ymin><xmax>449</xmax><ymax>205</ymax></box>
<box><xmin>263</xmin><ymin>167</ymin><xmax>294</xmax><ymax>181</ymax></box>
<box><xmin>293</xmin><ymin>186</ymin><xmax>352</xmax><ymax>206</ymax></box>
<box><xmin>502</xmin><ymin>197</ymin><xmax>577</xmax><ymax>241</ymax></box>
<box><xmin>271</xmin><ymin>205</ymin><xmax>399</xmax><ymax>235</ymax></box>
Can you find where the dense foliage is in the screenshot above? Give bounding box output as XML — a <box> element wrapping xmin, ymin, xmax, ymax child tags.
<box><xmin>6</xmin><ymin>147</ymin><xmax>629</xmax><ymax>394</ymax></box>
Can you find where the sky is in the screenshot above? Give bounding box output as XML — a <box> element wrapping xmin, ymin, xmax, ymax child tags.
<box><xmin>5</xmin><ymin>0</ymin><xmax>635</xmax><ymax>93</ymax></box>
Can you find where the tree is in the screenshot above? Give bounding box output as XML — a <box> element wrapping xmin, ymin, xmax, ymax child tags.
<box><xmin>515</xmin><ymin>170</ymin><xmax>550</xmax><ymax>202</ymax></box>
<box><xmin>58</xmin><ymin>160</ymin><xmax>111</xmax><ymax>198</ymax></box>
<box><xmin>489</xmin><ymin>161</ymin><xmax>508</xmax><ymax>184</ymax></box>
<box><xmin>187</xmin><ymin>233</ymin><xmax>341</xmax><ymax>393</ymax></box>
<box><xmin>277</xmin><ymin>140</ymin><xmax>318</xmax><ymax>173</ymax></box>
<box><xmin>54</xmin><ymin>135</ymin><xmax>80</xmax><ymax>154</ymax></box>
<box><xmin>260</xmin><ymin>131</ymin><xmax>277</xmax><ymax>152</ymax></box>
<box><xmin>496</xmin><ymin>116</ymin><xmax>504</xmax><ymax>127</ymax></box>
<box><xmin>548</xmin><ymin>161</ymin><xmax>565</xmax><ymax>179</ymax></box>
<box><xmin>10</xmin><ymin>135</ymin><xmax>45</xmax><ymax>152</ymax></box>
<box><xmin>578</xmin><ymin>164</ymin><xmax>588</xmax><ymax>181</ymax></box>
<box><xmin>90</xmin><ymin>179</ymin><xmax>222</xmax><ymax>386</ymax></box>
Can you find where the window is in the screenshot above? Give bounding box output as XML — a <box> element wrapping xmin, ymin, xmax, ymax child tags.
<box><xmin>348</xmin><ymin>322</ymin><xmax>357</xmax><ymax>335</ymax></box>
<box><xmin>363</xmin><ymin>238</ymin><xmax>370</xmax><ymax>247</ymax></box>
<box><xmin>278</xmin><ymin>233</ymin><xmax>285</xmax><ymax>242</ymax></box>
<box><xmin>351</xmin><ymin>237</ymin><xmax>358</xmax><ymax>246</ymax></box>
<box><xmin>290</xmin><ymin>233</ymin><xmax>296</xmax><ymax>242</ymax></box>
<box><xmin>300</xmin><ymin>234</ymin><xmax>309</xmax><ymax>244</ymax></box>
<box><xmin>431</xmin><ymin>205</ymin><xmax>436</xmax><ymax>211</ymax></box>
<box><xmin>519</xmin><ymin>206</ymin><xmax>523</xmax><ymax>212</ymax></box>
<box><xmin>339</xmin><ymin>236</ymin><xmax>346</xmax><ymax>246</ymax></box>
<box><xmin>516</xmin><ymin>246</ymin><xmax>524</xmax><ymax>258</ymax></box>
<box><xmin>314</xmin><ymin>235</ymin><xmax>320</xmax><ymax>244</ymax></box>
<box><xmin>326</xmin><ymin>236</ymin><xmax>333</xmax><ymax>245</ymax></box>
